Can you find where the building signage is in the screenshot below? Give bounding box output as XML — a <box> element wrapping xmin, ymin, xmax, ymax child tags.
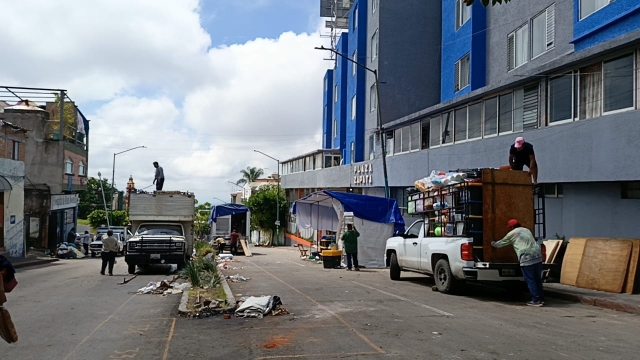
<box><xmin>353</xmin><ymin>163</ymin><xmax>373</xmax><ymax>186</ymax></box>
<box><xmin>51</xmin><ymin>194</ymin><xmax>79</xmax><ymax>211</ymax></box>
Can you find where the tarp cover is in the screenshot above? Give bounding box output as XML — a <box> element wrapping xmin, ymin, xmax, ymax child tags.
<box><xmin>209</xmin><ymin>204</ymin><xmax>250</xmax><ymax>223</ymax></box>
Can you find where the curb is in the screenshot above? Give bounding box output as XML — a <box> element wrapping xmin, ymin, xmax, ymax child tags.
<box><xmin>546</xmin><ymin>290</ymin><xmax>640</xmax><ymax>315</ymax></box>
<box><xmin>178</xmin><ymin>275</ymin><xmax>237</xmax><ymax>316</ymax></box>
<box><xmin>14</xmin><ymin>258</ymin><xmax>59</xmax><ymax>269</ymax></box>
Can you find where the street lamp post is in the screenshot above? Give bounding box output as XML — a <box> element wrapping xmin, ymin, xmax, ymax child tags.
<box><xmin>315</xmin><ymin>46</ymin><xmax>390</xmax><ymax>199</ymax></box>
<box><xmin>253</xmin><ymin>150</ymin><xmax>281</xmax><ymax>246</ymax></box>
<box><xmin>111</xmin><ymin>146</ymin><xmax>146</xmax><ymax>221</ymax></box>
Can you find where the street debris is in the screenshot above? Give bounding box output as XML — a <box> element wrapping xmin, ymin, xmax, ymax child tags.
<box><xmin>235</xmin><ymin>295</ymin><xmax>283</xmax><ymax>319</ymax></box>
<box><xmin>136</xmin><ymin>277</ymin><xmax>188</xmax><ymax>295</ymax></box>
<box><xmin>226</xmin><ymin>274</ymin><xmax>249</xmax><ymax>282</ymax></box>
<box><xmin>118</xmin><ymin>274</ymin><xmax>137</xmax><ymax>285</ymax></box>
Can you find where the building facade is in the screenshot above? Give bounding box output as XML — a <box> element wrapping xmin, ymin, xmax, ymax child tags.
<box><xmin>0</xmin><ymin>120</ymin><xmax>27</xmax><ymax>257</ymax></box>
<box><xmin>283</xmin><ymin>0</ymin><xmax>640</xmax><ymax>240</ymax></box>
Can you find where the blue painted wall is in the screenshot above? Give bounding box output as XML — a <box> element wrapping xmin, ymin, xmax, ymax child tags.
<box><xmin>441</xmin><ymin>0</ymin><xmax>486</xmax><ymax>103</ymax></box>
<box><xmin>333</xmin><ymin>33</ymin><xmax>349</xmax><ymax>152</ymax></box>
<box><xmin>322</xmin><ymin>69</ymin><xmax>334</xmax><ymax>149</ymax></box>
<box><xmin>345</xmin><ymin>0</ymin><xmax>367</xmax><ymax>164</ymax></box>
<box><xmin>573</xmin><ymin>0</ymin><xmax>640</xmax><ymax>52</ymax></box>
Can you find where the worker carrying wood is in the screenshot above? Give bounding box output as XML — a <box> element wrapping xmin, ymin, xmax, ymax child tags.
<box><xmin>491</xmin><ymin>219</ymin><xmax>545</xmax><ymax>307</ymax></box>
<box><xmin>509</xmin><ymin>137</ymin><xmax>538</xmax><ymax>184</ymax></box>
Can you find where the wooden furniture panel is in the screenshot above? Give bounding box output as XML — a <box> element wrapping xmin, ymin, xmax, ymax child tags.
<box><xmin>623</xmin><ymin>239</ymin><xmax>640</xmax><ymax>294</ymax></box>
<box><xmin>576</xmin><ymin>238</ymin><xmax>632</xmax><ymax>293</ymax></box>
<box><xmin>560</xmin><ymin>238</ymin><xmax>588</xmax><ymax>286</ymax></box>
<box><xmin>482</xmin><ymin>169</ymin><xmax>533</xmax><ymax>263</ymax></box>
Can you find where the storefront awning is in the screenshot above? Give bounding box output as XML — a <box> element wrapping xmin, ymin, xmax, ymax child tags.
<box><xmin>0</xmin><ymin>176</ymin><xmax>12</xmax><ymax>192</ymax></box>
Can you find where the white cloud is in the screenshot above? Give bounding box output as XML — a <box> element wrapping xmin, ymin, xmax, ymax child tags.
<box><xmin>0</xmin><ymin>0</ymin><xmax>329</xmax><ymax>203</ymax></box>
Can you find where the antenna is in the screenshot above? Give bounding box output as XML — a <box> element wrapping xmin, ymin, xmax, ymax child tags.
<box><xmin>320</xmin><ymin>0</ymin><xmax>352</xmax><ymax>63</ymax></box>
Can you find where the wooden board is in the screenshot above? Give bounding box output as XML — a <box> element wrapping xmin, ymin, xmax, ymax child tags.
<box><xmin>482</xmin><ymin>169</ymin><xmax>533</xmax><ymax>263</ymax></box>
<box><xmin>560</xmin><ymin>238</ymin><xmax>588</xmax><ymax>286</ymax></box>
<box><xmin>240</xmin><ymin>239</ymin><xmax>252</xmax><ymax>257</ymax></box>
<box><xmin>575</xmin><ymin>238</ymin><xmax>632</xmax><ymax>293</ymax></box>
<box><xmin>623</xmin><ymin>239</ymin><xmax>640</xmax><ymax>294</ymax></box>
<box><xmin>543</xmin><ymin>240</ymin><xmax>563</xmax><ymax>264</ymax></box>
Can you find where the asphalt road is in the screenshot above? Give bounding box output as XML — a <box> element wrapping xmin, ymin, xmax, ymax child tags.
<box><xmin>2</xmin><ymin>247</ymin><xmax>640</xmax><ymax>359</ymax></box>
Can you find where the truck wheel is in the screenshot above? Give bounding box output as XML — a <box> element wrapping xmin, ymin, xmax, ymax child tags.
<box><xmin>128</xmin><ymin>264</ymin><xmax>136</xmax><ymax>275</ymax></box>
<box><xmin>389</xmin><ymin>253</ymin><xmax>401</xmax><ymax>280</ymax></box>
<box><xmin>434</xmin><ymin>259</ymin><xmax>458</xmax><ymax>294</ymax></box>
<box><xmin>91</xmin><ymin>252</ymin><xmax>96</xmax><ymax>258</ymax></box>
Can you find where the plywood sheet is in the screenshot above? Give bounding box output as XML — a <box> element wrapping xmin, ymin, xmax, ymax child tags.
<box><xmin>240</xmin><ymin>240</ymin><xmax>252</xmax><ymax>257</ymax></box>
<box><xmin>576</xmin><ymin>238</ymin><xmax>632</xmax><ymax>293</ymax></box>
<box><xmin>544</xmin><ymin>240</ymin><xmax>563</xmax><ymax>264</ymax></box>
<box><xmin>560</xmin><ymin>238</ymin><xmax>588</xmax><ymax>286</ymax></box>
<box><xmin>623</xmin><ymin>239</ymin><xmax>640</xmax><ymax>294</ymax></box>
<box><xmin>482</xmin><ymin>169</ymin><xmax>533</xmax><ymax>263</ymax></box>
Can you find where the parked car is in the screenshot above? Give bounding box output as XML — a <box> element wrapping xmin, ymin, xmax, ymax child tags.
<box><xmin>90</xmin><ymin>232</ymin><xmax>126</xmax><ymax>257</ymax></box>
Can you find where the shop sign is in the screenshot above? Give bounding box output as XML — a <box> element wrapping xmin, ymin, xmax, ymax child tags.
<box><xmin>353</xmin><ymin>163</ymin><xmax>374</xmax><ymax>186</ymax></box>
<box><xmin>51</xmin><ymin>194</ymin><xmax>79</xmax><ymax>211</ymax></box>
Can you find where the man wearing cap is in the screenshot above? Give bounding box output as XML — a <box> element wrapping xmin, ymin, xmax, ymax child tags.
<box><xmin>509</xmin><ymin>137</ymin><xmax>538</xmax><ymax>184</ymax></box>
<box><xmin>491</xmin><ymin>219</ymin><xmax>545</xmax><ymax>307</ymax></box>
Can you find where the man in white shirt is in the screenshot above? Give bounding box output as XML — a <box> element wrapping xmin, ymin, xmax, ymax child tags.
<box><xmin>81</xmin><ymin>231</ymin><xmax>91</xmax><ymax>255</ymax></box>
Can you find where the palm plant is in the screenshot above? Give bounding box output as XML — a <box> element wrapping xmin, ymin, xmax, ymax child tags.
<box><xmin>236</xmin><ymin>166</ymin><xmax>264</xmax><ymax>186</ymax></box>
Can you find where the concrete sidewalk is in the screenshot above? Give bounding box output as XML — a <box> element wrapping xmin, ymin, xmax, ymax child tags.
<box><xmin>11</xmin><ymin>256</ymin><xmax>59</xmax><ymax>269</ymax></box>
<box><xmin>545</xmin><ymin>283</ymin><xmax>640</xmax><ymax>315</ymax></box>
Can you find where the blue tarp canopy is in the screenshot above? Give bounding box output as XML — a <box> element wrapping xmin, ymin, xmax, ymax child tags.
<box><xmin>293</xmin><ymin>190</ymin><xmax>405</xmax><ymax>233</ymax></box>
<box><xmin>209</xmin><ymin>203</ymin><xmax>250</xmax><ymax>224</ymax></box>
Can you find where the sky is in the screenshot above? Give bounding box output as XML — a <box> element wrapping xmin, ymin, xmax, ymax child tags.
<box><xmin>0</xmin><ymin>0</ymin><xmax>331</xmax><ymax>205</ymax></box>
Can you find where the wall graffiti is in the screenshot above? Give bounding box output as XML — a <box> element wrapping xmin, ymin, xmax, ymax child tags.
<box><xmin>6</xmin><ymin>219</ymin><xmax>24</xmax><ymax>257</ymax></box>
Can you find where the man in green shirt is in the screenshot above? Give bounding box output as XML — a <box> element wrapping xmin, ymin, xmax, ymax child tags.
<box><xmin>341</xmin><ymin>224</ymin><xmax>360</xmax><ymax>271</ymax></box>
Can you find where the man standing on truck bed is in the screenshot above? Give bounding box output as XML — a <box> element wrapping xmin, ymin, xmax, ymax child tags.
<box><xmin>100</xmin><ymin>230</ymin><xmax>119</xmax><ymax>276</ymax></box>
<box><xmin>491</xmin><ymin>219</ymin><xmax>544</xmax><ymax>307</ymax></box>
<box><xmin>153</xmin><ymin>161</ymin><xmax>165</xmax><ymax>191</ymax></box>
<box><xmin>342</xmin><ymin>224</ymin><xmax>360</xmax><ymax>271</ymax></box>
<box><xmin>509</xmin><ymin>137</ymin><xmax>538</xmax><ymax>184</ymax></box>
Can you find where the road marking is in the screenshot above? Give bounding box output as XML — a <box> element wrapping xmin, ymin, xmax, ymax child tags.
<box><xmin>162</xmin><ymin>317</ymin><xmax>177</xmax><ymax>360</ymax></box>
<box><xmin>109</xmin><ymin>349</ymin><xmax>139</xmax><ymax>359</ymax></box>
<box><xmin>256</xmin><ymin>351</ymin><xmax>382</xmax><ymax>359</ymax></box>
<box><xmin>64</xmin><ymin>294</ymin><xmax>137</xmax><ymax>360</ymax></box>
<box><xmin>247</xmin><ymin>259</ymin><xmax>385</xmax><ymax>355</ymax></box>
<box><xmin>352</xmin><ymin>281</ymin><xmax>453</xmax><ymax>317</ymax></box>
<box><xmin>283</xmin><ymin>259</ymin><xmax>305</xmax><ymax>267</ymax></box>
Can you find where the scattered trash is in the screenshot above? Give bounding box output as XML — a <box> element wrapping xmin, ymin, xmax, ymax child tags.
<box><xmin>118</xmin><ymin>274</ymin><xmax>138</xmax><ymax>285</ymax></box>
<box><xmin>224</xmin><ymin>314</ymin><xmax>231</xmax><ymax>319</ymax></box>
<box><xmin>235</xmin><ymin>295</ymin><xmax>282</xmax><ymax>318</ymax></box>
<box><xmin>168</xmin><ymin>264</ymin><xmax>178</xmax><ymax>273</ymax></box>
<box><xmin>217</xmin><ymin>263</ymin><xmax>229</xmax><ymax>270</ymax></box>
<box><xmin>136</xmin><ymin>278</ymin><xmax>185</xmax><ymax>295</ymax></box>
<box><xmin>432</xmin><ymin>332</ymin><xmax>442</xmax><ymax>336</ymax></box>
<box><xmin>271</xmin><ymin>305</ymin><xmax>290</xmax><ymax>316</ymax></box>
<box><xmin>226</xmin><ymin>274</ymin><xmax>248</xmax><ymax>282</ymax></box>
<box><xmin>218</xmin><ymin>254</ymin><xmax>234</xmax><ymax>260</ymax></box>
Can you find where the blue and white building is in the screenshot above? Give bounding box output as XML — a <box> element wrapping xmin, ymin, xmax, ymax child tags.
<box><xmin>283</xmin><ymin>0</ymin><xmax>640</xmax><ymax>239</ymax></box>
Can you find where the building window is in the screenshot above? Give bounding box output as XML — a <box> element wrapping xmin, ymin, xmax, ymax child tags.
<box><xmin>333</xmin><ymin>119</ymin><xmax>337</xmax><ymax>139</ymax></box>
<box><xmin>324</xmin><ymin>77</ymin><xmax>327</xmax><ymax>92</ymax></box>
<box><xmin>410</xmin><ymin>122</ymin><xmax>420</xmax><ymax>151</ymax></box>
<box><xmin>454</xmin><ymin>54</ymin><xmax>470</xmax><ymax>92</ymax></box>
<box><xmin>622</xmin><ymin>182</ymin><xmax>640</xmax><ymax>199</ymax></box>
<box><xmin>603</xmin><ymin>54</ymin><xmax>634</xmax><ymax>113</ymax></box>
<box><xmin>580</xmin><ymin>0</ymin><xmax>612</xmax><ymax>20</ymax></box>
<box><xmin>394</xmin><ymin>128</ymin><xmax>402</xmax><ymax>154</ymax></box>
<box><xmin>372</xmin><ymin>0</ymin><xmax>378</xmax><ymax>13</ymax></box>
<box><xmin>421</xmin><ymin>118</ymin><xmax>430</xmax><ymax>150</ymax></box>
<box><xmin>499</xmin><ymin>93</ymin><xmax>513</xmax><ymax>133</ymax></box>
<box><xmin>368</xmin><ymin>134</ymin><xmax>375</xmax><ymax>160</ymax></box>
<box><xmin>65</xmin><ymin>158</ymin><xmax>74</xmax><ymax>175</ymax></box>
<box><xmin>352</xmin><ymin>50</ymin><xmax>357</xmax><ymax>75</ymax></box>
<box><xmin>468</xmin><ymin>102</ymin><xmax>482</xmax><ymax>139</ymax></box>
<box><xmin>531</xmin><ymin>5</ymin><xmax>555</xmax><ymax>59</ymax></box>
<box><xmin>430</xmin><ymin>115</ymin><xmax>441</xmax><ymax>148</ymax></box>
<box><xmin>548</xmin><ymin>74</ymin><xmax>573</xmax><ymax>123</ymax></box>
<box><xmin>454</xmin><ymin>107</ymin><xmax>467</xmax><ymax>142</ymax></box>
<box><xmin>11</xmin><ymin>141</ymin><xmax>20</xmax><ymax>161</ymax></box>
<box><xmin>543</xmin><ymin>184</ymin><xmax>564</xmax><ymax>198</ymax></box>
<box><xmin>508</xmin><ymin>24</ymin><xmax>529</xmax><ymax>71</ymax></box>
<box><xmin>371</xmin><ymin>30</ymin><xmax>379</xmax><ymax>61</ymax></box>
<box><xmin>350</xmin><ymin>141</ymin><xmax>355</xmax><ymax>164</ymax></box>
<box><xmin>484</xmin><ymin>96</ymin><xmax>498</xmax><ymax>136</ymax></box>
<box><xmin>456</xmin><ymin>0</ymin><xmax>471</xmax><ymax>30</ymax></box>
<box><xmin>334</xmin><ymin>84</ymin><xmax>338</xmax><ymax>103</ymax></box>
<box><xmin>370</xmin><ymin>84</ymin><xmax>377</xmax><ymax>112</ymax></box>
<box><xmin>579</xmin><ymin>63</ymin><xmax>603</xmax><ymax>120</ymax></box>
<box><xmin>351</xmin><ymin>95</ymin><xmax>357</xmax><ymax>120</ymax></box>
<box><xmin>353</xmin><ymin>5</ymin><xmax>358</xmax><ymax>29</ymax></box>
<box><xmin>385</xmin><ymin>131</ymin><xmax>394</xmax><ymax>155</ymax></box>
<box><xmin>78</xmin><ymin>161</ymin><xmax>86</xmax><ymax>176</ymax></box>
<box><xmin>441</xmin><ymin>111</ymin><xmax>453</xmax><ymax>145</ymax></box>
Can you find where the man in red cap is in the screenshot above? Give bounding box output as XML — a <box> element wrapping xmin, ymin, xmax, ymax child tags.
<box><xmin>509</xmin><ymin>137</ymin><xmax>538</xmax><ymax>184</ymax></box>
<box><xmin>492</xmin><ymin>219</ymin><xmax>544</xmax><ymax>307</ymax></box>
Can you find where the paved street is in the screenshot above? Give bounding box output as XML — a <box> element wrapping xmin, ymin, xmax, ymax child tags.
<box><xmin>3</xmin><ymin>248</ymin><xmax>640</xmax><ymax>359</ymax></box>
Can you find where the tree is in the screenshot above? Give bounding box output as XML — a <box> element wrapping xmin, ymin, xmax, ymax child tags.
<box><xmin>463</xmin><ymin>0</ymin><xmax>514</xmax><ymax>6</ymax></box>
<box><xmin>236</xmin><ymin>166</ymin><xmax>264</xmax><ymax>186</ymax></box>
<box><xmin>194</xmin><ymin>201</ymin><xmax>212</xmax><ymax>238</ymax></box>
<box><xmin>87</xmin><ymin>210</ymin><xmax>129</xmax><ymax>229</ymax></box>
<box><xmin>79</xmin><ymin>177</ymin><xmax>118</xmax><ymax>218</ymax></box>
<box><xmin>245</xmin><ymin>184</ymin><xmax>286</xmax><ymax>246</ymax></box>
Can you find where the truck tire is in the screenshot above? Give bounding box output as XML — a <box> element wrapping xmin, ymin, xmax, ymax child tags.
<box><xmin>434</xmin><ymin>259</ymin><xmax>458</xmax><ymax>294</ymax></box>
<box><xmin>128</xmin><ymin>264</ymin><xmax>136</xmax><ymax>275</ymax></box>
<box><xmin>389</xmin><ymin>253</ymin><xmax>401</xmax><ymax>280</ymax></box>
<box><xmin>91</xmin><ymin>252</ymin><xmax>96</xmax><ymax>258</ymax></box>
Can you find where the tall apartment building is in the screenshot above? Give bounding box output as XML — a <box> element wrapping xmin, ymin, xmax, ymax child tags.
<box><xmin>0</xmin><ymin>120</ymin><xmax>27</xmax><ymax>257</ymax></box>
<box><xmin>283</xmin><ymin>0</ymin><xmax>640</xmax><ymax>239</ymax></box>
